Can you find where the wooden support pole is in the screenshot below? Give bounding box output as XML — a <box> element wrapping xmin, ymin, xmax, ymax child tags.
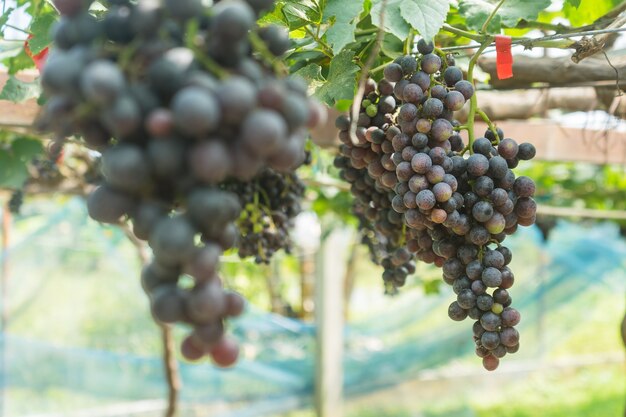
<box><xmin>314</xmin><ymin>228</ymin><xmax>352</xmax><ymax>417</ymax></box>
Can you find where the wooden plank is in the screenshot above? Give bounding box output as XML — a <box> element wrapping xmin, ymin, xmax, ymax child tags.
<box><xmin>314</xmin><ymin>228</ymin><xmax>352</xmax><ymax>417</ymax></box>
<box><xmin>0</xmin><ymin>70</ymin><xmax>40</xmax><ymax>128</ymax></box>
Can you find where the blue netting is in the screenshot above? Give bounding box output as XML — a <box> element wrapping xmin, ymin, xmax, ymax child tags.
<box><xmin>1</xmin><ymin>199</ymin><xmax>625</xmax><ymax>416</ymax></box>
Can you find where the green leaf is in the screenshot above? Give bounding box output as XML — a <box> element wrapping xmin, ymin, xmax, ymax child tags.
<box><xmin>565</xmin><ymin>0</ymin><xmax>582</xmax><ymax>7</ymax></box>
<box><xmin>12</xmin><ymin>137</ymin><xmax>44</xmax><ymax>161</ymax></box>
<box><xmin>459</xmin><ymin>0</ymin><xmax>551</xmax><ymax>33</ymax></box>
<box><xmin>381</xmin><ymin>33</ymin><xmax>404</xmax><ymax>59</ymax></box>
<box><xmin>563</xmin><ymin>0</ymin><xmax>622</xmax><ymax>26</ymax></box>
<box><xmin>3</xmin><ymin>49</ymin><xmax>35</xmax><ymax>74</ymax></box>
<box><xmin>281</xmin><ymin>0</ymin><xmax>323</xmax><ymax>29</ymax></box>
<box><xmin>28</xmin><ymin>12</ymin><xmax>57</xmax><ymax>55</ymax></box>
<box><xmin>0</xmin><ymin>7</ymin><xmax>15</xmax><ymax>36</ymax></box>
<box><xmin>0</xmin><ymin>75</ymin><xmax>40</xmax><ymax>103</ymax></box>
<box><xmin>371</xmin><ymin>0</ymin><xmax>410</xmax><ymax>41</ymax></box>
<box><xmin>315</xmin><ymin>50</ymin><xmax>359</xmax><ymax>108</ymax></box>
<box><xmin>0</xmin><ymin>39</ymin><xmax>24</xmax><ymax>61</ymax></box>
<box><xmin>258</xmin><ymin>3</ymin><xmax>288</xmax><ymax>26</ymax></box>
<box><xmin>294</xmin><ymin>63</ymin><xmax>324</xmax><ymax>93</ymax></box>
<box><xmin>323</xmin><ymin>0</ymin><xmax>364</xmax><ymax>53</ymax></box>
<box><xmin>0</xmin><ymin>148</ymin><xmax>28</xmax><ymax>189</ymax></box>
<box><xmin>399</xmin><ymin>0</ymin><xmax>450</xmax><ymax>41</ymax></box>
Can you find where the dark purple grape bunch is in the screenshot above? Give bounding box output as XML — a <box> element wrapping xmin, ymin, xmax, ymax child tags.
<box><xmin>230</xmin><ymin>168</ymin><xmax>305</xmax><ymax>264</ymax></box>
<box><xmin>41</xmin><ymin>0</ymin><xmax>324</xmax><ymax>367</ymax></box>
<box><xmin>445</xmin><ymin>245</ymin><xmax>521</xmax><ymax>370</ymax></box>
<box><xmin>336</xmin><ymin>38</ymin><xmax>538</xmax><ymax>369</ymax></box>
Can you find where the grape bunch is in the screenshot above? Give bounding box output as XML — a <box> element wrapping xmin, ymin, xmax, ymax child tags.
<box><xmin>228</xmin><ymin>168</ymin><xmax>305</xmax><ymax>264</ymax></box>
<box><xmin>336</xmin><ymin>39</ymin><xmax>537</xmax><ymax>369</ymax></box>
<box><xmin>40</xmin><ymin>0</ymin><xmax>323</xmax><ymax>366</ymax></box>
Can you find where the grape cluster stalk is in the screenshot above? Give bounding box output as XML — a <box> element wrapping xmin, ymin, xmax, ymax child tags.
<box><xmin>40</xmin><ymin>0</ymin><xmax>324</xmax><ymax>366</ymax></box>
<box><xmin>335</xmin><ymin>39</ymin><xmax>537</xmax><ymax>370</ymax></box>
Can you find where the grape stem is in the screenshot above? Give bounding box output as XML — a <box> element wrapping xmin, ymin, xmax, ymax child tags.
<box><xmin>476</xmin><ymin>108</ymin><xmax>501</xmax><ymax>145</ymax></box>
<box><xmin>480</xmin><ymin>0</ymin><xmax>506</xmax><ymax>34</ymax></box>
<box><xmin>304</xmin><ymin>26</ymin><xmax>333</xmax><ymax>58</ymax></box>
<box><xmin>249</xmin><ymin>31</ymin><xmax>289</xmax><ymax>76</ymax></box>
<box><xmin>121</xmin><ymin>225</ymin><xmax>181</xmax><ymax>417</ymax></box>
<box><xmin>465</xmin><ymin>40</ymin><xmax>493</xmax><ymax>155</ymax></box>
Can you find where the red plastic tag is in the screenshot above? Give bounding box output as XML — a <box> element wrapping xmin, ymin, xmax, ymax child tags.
<box><xmin>24</xmin><ymin>35</ymin><xmax>49</xmax><ymax>73</ymax></box>
<box><xmin>495</xmin><ymin>35</ymin><xmax>513</xmax><ymax>80</ymax></box>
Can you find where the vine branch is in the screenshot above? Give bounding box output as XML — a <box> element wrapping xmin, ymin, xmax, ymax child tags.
<box><xmin>481</xmin><ymin>0</ymin><xmax>506</xmax><ymax>34</ymax></box>
<box><xmin>349</xmin><ymin>0</ymin><xmax>387</xmax><ymax>146</ymax></box>
<box><xmin>121</xmin><ymin>224</ymin><xmax>181</xmax><ymax>417</ymax></box>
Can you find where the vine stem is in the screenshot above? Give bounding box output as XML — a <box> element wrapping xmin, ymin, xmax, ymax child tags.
<box><xmin>481</xmin><ymin>0</ymin><xmax>506</xmax><ymax>34</ymax></box>
<box><xmin>476</xmin><ymin>108</ymin><xmax>501</xmax><ymax>144</ymax></box>
<box><xmin>304</xmin><ymin>26</ymin><xmax>333</xmax><ymax>58</ymax></box>
<box><xmin>121</xmin><ymin>225</ymin><xmax>181</xmax><ymax>417</ymax></box>
<box><xmin>465</xmin><ymin>40</ymin><xmax>493</xmax><ymax>154</ymax></box>
<box><xmin>349</xmin><ymin>0</ymin><xmax>387</xmax><ymax>146</ymax></box>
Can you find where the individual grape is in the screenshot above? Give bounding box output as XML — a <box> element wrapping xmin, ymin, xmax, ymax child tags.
<box><xmin>482</xmin><ymin>355</ymin><xmax>500</xmax><ymax>371</ymax></box>
<box><xmin>420</xmin><ymin>54</ymin><xmax>441</xmax><ymax>74</ymax></box>
<box><xmin>172</xmin><ymin>87</ymin><xmax>221</xmax><ymax>138</ymax></box>
<box><xmin>430</xmin><ymin>85</ymin><xmax>447</xmax><ymax>100</ymax></box>
<box><xmin>476</xmin><ymin>294</ymin><xmax>494</xmax><ymax>311</ymax></box>
<box><xmin>500</xmin><ymin>327</ymin><xmax>520</xmax><ymax>347</ymax></box>
<box><xmin>209</xmin><ymin>337</ymin><xmax>240</xmax><ymax>368</ymax></box>
<box><xmin>417</xmin><ymin>38</ymin><xmax>434</xmax><ymax>54</ymax></box>
<box><xmin>151</xmin><ymin>284</ymin><xmax>186</xmax><ymax>323</ymax></box>
<box><xmin>241</xmin><ymin>109</ymin><xmax>288</xmax><ymax>157</ymax></box>
<box><xmin>430</xmin><ymin>118</ymin><xmax>453</xmax><ymax>142</ymax></box>
<box><xmin>81</xmin><ymin>60</ymin><xmax>125</xmax><ymax>105</ymax></box>
<box><xmin>444</xmin><ymin>66</ymin><xmax>463</xmax><ymax>86</ymax></box>
<box><xmin>101</xmin><ymin>144</ymin><xmax>150</xmax><ymax>193</ymax></box>
<box><xmin>396</xmin><ymin>161</ymin><xmax>413</xmax><ymax>182</ymax></box>
<box><xmin>480</xmin><ymin>311</ymin><xmax>501</xmax><ymax>332</ymax></box>
<box><xmin>411</xmin><ymin>153</ymin><xmax>432</xmax><ymax>174</ymax></box>
<box><xmin>485</xmin><ymin>212</ymin><xmax>506</xmax><ymax>234</ymax></box>
<box><xmin>466</xmin><ymin>260</ymin><xmax>483</xmax><ymax>280</ymax></box>
<box><xmin>517</xmin><ymin>143</ymin><xmax>536</xmax><ymax>160</ymax></box>
<box><xmin>403</xmin><ymin>83</ymin><xmax>423</xmax><ymax>104</ymax></box>
<box><xmin>383</xmin><ymin>63</ymin><xmax>404</xmax><ymax>82</ymax></box>
<box><xmin>467</xmin><ymin>154</ymin><xmax>490</xmax><ymax>177</ymax></box>
<box><xmin>513</xmin><ymin>176</ymin><xmax>536</xmax><ymax>198</ymax></box>
<box><xmin>410</xmin><ymin>71</ymin><xmax>431</xmax><ymax>91</ymax></box>
<box><xmin>452</xmin><ymin>277</ymin><xmax>472</xmax><ymax>294</ymax></box>
<box><xmin>498</xmin><ymin>138</ymin><xmax>519</xmax><ymax>159</ymax></box>
<box><xmin>399</xmin><ymin>103</ymin><xmax>419</xmax><ymax>121</ymax></box>
<box><xmin>472</xmin><ymin>201</ymin><xmax>494</xmax><ymax>223</ymax></box>
<box><xmin>454</xmin><ymin>80</ymin><xmax>474</xmax><ymax>100</ymax></box>
<box><xmin>481</xmin><ymin>331</ymin><xmax>500</xmax><ymax>350</ymax></box>
<box><xmin>426</xmin><ymin>165</ymin><xmax>445</xmax><ymax>184</ymax></box>
<box><xmin>433</xmin><ymin>182</ymin><xmax>453</xmax><ymax>203</ymax></box>
<box><xmin>422</xmin><ymin>98</ymin><xmax>443</xmax><ymax>118</ymax></box>
<box><xmin>501</xmin><ymin>307</ymin><xmax>521</xmax><ymax>326</ymax></box>
<box><xmin>393</xmin><ymin>79</ymin><xmax>410</xmax><ymax>101</ymax></box>
<box><xmin>482</xmin><ymin>267</ymin><xmax>502</xmax><ymax>288</ymax></box>
<box><xmin>471</xmin><ymin>280</ymin><xmax>487</xmax><ymax>295</ymax></box>
<box><xmin>258</xmin><ymin>25</ymin><xmax>290</xmax><ymax>56</ymax></box>
<box><xmin>181</xmin><ymin>335</ymin><xmax>206</xmax><ymax>361</ymax></box>
<box><xmin>474</xmin><ymin>176</ymin><xmax>494</xmax><ymax>197</ymax></box>
<box><xmin>416</xmin><ymin>189</ymin><xmax>436</xmax><ymax>210</ymax></box>
<box><xmin>444</xmin><ymin>91</ymin><xmax>466</xmax><ymax>111</ymax></box>
<box><xmin>396</xmin><ymin>55</ymin><xmax>418</xmax><ymax>76</ymax></box>
<box><xmin>457</xmin><ymin>289</ymin><xmax>477</xmax><ymax>309</ymax></box>
<box><xmin>415</xmin><ymin>118</ymin><xmax>432</xmax><ymax>133</ymax></box>
<box><xmin>515</xmin><ymin>197</ymin><xmax>537</xmax><ymax>218</ymax></box>
<box><xmin>488</xmin><ymin>156</ymin><xmax>509</xmax><ymax>179</ymax></box>
<box><xmin>87</xmin><ymin>185</ymin><xmax>136</xmax><ymax>224</ymax></box>
<box><xmin>472</xmin><ymin>137</ymin><xmax>493</xmax><ymax>156</ymax></box>
<box><xmin>448</xmin><ymin>301</ymin><xmax>468</xmax><ymax>321</ymax></box>
<box><xmin>485</xmin><ymin>127</ymin><xmax>504</xmax><ymax>143</ymax></box>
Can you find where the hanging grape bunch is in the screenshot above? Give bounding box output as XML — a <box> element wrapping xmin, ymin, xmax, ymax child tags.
<box><xmin>336</xmin><ymin>39</ymin><xmax>537</xmax><ymax>370</ymax></box>
<box><xmin>39</xmin><ymin>0</ymin><xmax>323</xmax><ymax>366</ymax></box>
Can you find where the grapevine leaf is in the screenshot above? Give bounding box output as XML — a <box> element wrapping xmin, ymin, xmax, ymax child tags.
<box><xmin>459</xmin><ymin>0</ymin><xmax>551</xmax><ymax>33</ymax></box>
<box><xmin>381</xmin><ymin>33</ymin><xmax>404</xmax><ymax>59</ymax></box>
<box><xmin>399</xmin><ymin>0</ymin><xmax>450</xmax><ymax>41</ymax></box>
<box><xmin>258</xmin><ymin>3</ymin><xmax>288</xmax><ymax>27</ymax></box>
<box><xmin>370</xmin><ymin>0</ymin><xmax>411</xmax><ymax>41</ymax></box>
<box><xmin>0</xmin><ymin>149</ymin><xmax>28</xmax><ymax>189</ymax></box>
<box><xmin>3</xmin><ymin>50</ymin><xmax>35</xmax><ymax>74</ymax></box>
<box><xmin>294</xmin><ymin>63</ymin><xmax>324</xmax><ymax>93</ymax></box>
<box><xmin>563</xmin><ymin>0</ymin><xmax>622</xmax><ymax>26</ymax></box>
<box><xmin>323</xmin><ymin>0</ymin><xmax>364</xmax><ymax>53</ymax></box>
<box><xmin>565</xmin><ymin>0</ymin><xmax>581</xmax><ymax>7</ymax></box>
<box><xmin>314</xmin><ymin>50</ymin><xmax>359</xmax><ymax>109</ymax></box>
<box><xmin>12</xmin><ymin>136</ymin><xmax>44</xmax><ymax>162</ymax></box>
<box><xmin>281</xmin><ymin>0</ymin><xmax>323</xmax><ymax>29</ymax></box>
<box><xmin>0</xmin><ymin>8</ymin><xmax>15</xmax><ymax>36</ymax></box>
<box><xmin>28</xmin><ymin>11</ymin><xmax>57</xmax><ymax>55</ymax></box>
<box><xmin>0</xmin><ymin>39</ymin><xmax>24</xmax><ymax>61</ymax></box>
<box><xmin>0</xmin><ymin>75</ymin><xmax>41</xmax><ymax>103</ymax></box>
